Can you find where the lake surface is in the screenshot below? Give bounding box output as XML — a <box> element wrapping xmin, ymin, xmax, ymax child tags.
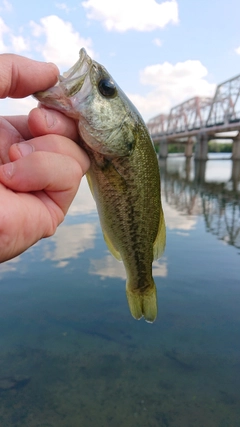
<box><xmin>0</xmin><ymin>154</ymin><xmax>239</xmax><ymax>427</ymax></box>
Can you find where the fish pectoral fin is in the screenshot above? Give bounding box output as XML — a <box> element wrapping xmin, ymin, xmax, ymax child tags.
<box><xmin>126</xmin><ymin>280</ymin><xmax>157</xmax><ymax>323</ymax></box>
<box><xmin>103</xmin><ymin>229</ymin><xmax>122</xmax><ymax>261</ymax></box>
<box><xmin>86</xmin><ymin>172</ymin><xmax>96</xmax><ymax>200</ymax></box>
<box><xmin>105</xmin><ymin>161</ymin><xmax>128</xmax><ymax>193</ymax></box>
<box><xmin>153</xmin><ymin>207</ymin><xmax>166</xmax><ymax>260</ymax></box>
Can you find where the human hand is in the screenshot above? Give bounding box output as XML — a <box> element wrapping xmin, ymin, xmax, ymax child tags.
<box><xmin>0</xmin><ymin>54</ymin><xmax>90</xmax><ymax>262</ymax></box>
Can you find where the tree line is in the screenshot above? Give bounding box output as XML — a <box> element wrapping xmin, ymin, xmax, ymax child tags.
<box><xmin>155</xmin><ymin>141</ymin><xmax>232</xmax><ymax>154</ymax></box>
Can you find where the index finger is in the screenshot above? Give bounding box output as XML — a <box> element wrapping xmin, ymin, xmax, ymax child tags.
<box><xmin>0</xmin><ymin>54</ymin><xmax>59</xmax><ymax>99</ymax></box>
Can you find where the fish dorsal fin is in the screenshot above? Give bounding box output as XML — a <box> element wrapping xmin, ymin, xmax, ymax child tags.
<box><xmin>153</xmin><ymin>207</ymin><xmax>166</xmax><ymax>260</ymax></box>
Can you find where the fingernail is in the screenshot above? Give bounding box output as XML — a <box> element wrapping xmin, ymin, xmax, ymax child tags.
<box><xmin>2</xmin><ymin>162</ymin><xmax>14</xmax><ymax>179</ymax></box>
<box><xmin>17</xmin><ymin>143</ymin><xmax>34</xmax><ymax>157</ymax></box>
<box><xmin>43</xmin><ymin>109</ymin><xmax>56</xmax><ymax>128</ymax></box>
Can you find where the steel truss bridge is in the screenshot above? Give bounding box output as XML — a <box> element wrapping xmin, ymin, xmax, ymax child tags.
<box><xmin>147</xmin><ymin>73</ymin><xmax>240</xmax><ymax>159</ymax></box>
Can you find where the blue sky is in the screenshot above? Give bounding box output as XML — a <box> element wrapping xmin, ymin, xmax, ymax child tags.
<box><xmin>1</xmin><ymin>0</ymin><xmax>240</xmax><ymax>121</ymax></box>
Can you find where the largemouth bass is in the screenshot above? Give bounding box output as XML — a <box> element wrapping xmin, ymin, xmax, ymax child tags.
<box><xmin>34</xmin><ymin>48</ymin><xmax>166</xmax><ymax>322</ymax></box>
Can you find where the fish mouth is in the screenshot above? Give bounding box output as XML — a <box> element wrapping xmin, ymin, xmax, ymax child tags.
<box><xmin>59</xmin><ymin>48</ymin><xmax>92</xmax><ymax>97</ymax></box>
<box><xmin>33</xmin><ymin>48</ymin><xmax>93</xmax><ymax>114</ymax></box>
<box><xmin>61</xmin><ymin>48</ymin><xmax>91</xmax><ymax>80</ymax></box>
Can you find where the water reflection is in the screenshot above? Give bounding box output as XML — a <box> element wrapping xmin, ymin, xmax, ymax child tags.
<box><xmin>161</xmin><ymin>155</ymin><xmax>240</xmax><ymax>250</ymax></box>
<box><xmin>0</xmin><ymin>177</ymin><xmax>98</xmax><ymax>279</ymax></box>
<box><xmin>90</xmin><ymin>255</ymin><xmax>167</xmax><ymax>280</ymax></box>
<box><xmin>67</xmin><ymin>176</ymin><xmax>97</xmax><ymax>216</ymax></box>
<box><xmin>43</xmin><ymin>223</ymin><xmax>98</xmax><ymax>267</ymax></box>
<box><xmin>0</xmin><ymin>256</ymin><xmax>19</xmax><ymax>276</ymax></box>
<box><xmin>0</xmin><ymin>157</ymin><xmax>240</xmax><ymax>426</ymax></box>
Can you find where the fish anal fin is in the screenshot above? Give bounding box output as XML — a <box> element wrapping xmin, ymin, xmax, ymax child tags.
<box><xmin>153</xmin><ymin>207</ymin><xmax>166</xmax><ymax>260</ymax></box>
<box><xmin>103</xmin><ymin>230</ymin><xmax>122</xmax><ymax>261</ymax></box>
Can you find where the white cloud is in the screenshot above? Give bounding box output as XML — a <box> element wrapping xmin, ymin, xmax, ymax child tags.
<box><xmin>30</xmin><ymin>15</ymin><xmax>94</xmax><ymax>69</ymax></box>
<box><xmin>0</xmin><ymin>97</ymin><xmax>37</xmax><ymax>116</ymax></box>
<box><xmin>153</xmin><ymin>38</ymin><xmax>162</xmax><ymax>47</ymax></box>
<box><xmin>82</xmin><ymin>0</ymin><xmax>178</xmax><ymax>32</ymax></box>
<box><xmin>10</xmin><ymin>35</ymin><xmax>29</xmax><ymax>52</ymax></box>
<box><xmin>140</xmin><ymin>60</ymin><xmax>209</xmax><ymax>86</ymax></box>
<box><xmin>55</xmin><ymin>2</ymin><xmax>77</xmax><ymax>13</ymax></box>
<box><xmin>55</xmin><ymin>2</ymin><xmax>71</xmax><ymax>13</ymax></box>
<box><xmin>0</xmin><ymin>17</ymin><xmax>29</xmax><ymax>54</ymax></box>
<box><xmin>0</xmin><ymin>0</ymin><xmax>12</xmax><ymax>12</ymax></box>
<box><xmin>30</xmin><ymin>21</ymin><xmax>44</xmax><ymax>38</ymax></box>
<box><xmin>127</xmin><ymin>59</ymin><xmax>216</xmax><ymax>121</ymax></box>
<box><xmin>235</xmin><ymin>46</ymin><xmax>240</xmax><ymax>55</ymax></box>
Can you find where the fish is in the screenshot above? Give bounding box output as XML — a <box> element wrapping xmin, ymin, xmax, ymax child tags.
<box><xmin>34</xmin><ymin>48</ymin><xmax>166</xmax><ymax>322</ymax></box>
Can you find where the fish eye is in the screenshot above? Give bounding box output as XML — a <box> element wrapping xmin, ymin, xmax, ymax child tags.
<box><xmin>98</xmin><ymin>78</ymin><xmax>116</xmax><ymax>97</ymax></box>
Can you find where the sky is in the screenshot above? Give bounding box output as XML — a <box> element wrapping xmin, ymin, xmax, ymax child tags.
<box><xmin>0</xmin><ymin>0</ymin><xmax>240</xmax><ymax>121</ymax></box>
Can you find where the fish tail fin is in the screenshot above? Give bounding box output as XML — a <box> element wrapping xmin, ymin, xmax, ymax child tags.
<box><xmin>126</xmin><ymin>279</ymin><xmax>157</xmax><ymax>323</ymax></box>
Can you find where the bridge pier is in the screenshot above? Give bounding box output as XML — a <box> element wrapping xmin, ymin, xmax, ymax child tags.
<box><xmin>184</xmin><ymin>157</ymin><xmax>192</xmax><ymax>181</ymax></box>
<box><xmin>185</xmin><ymin>137</ymin><xmax>193</xmax><ymax>158</ymax></box>
<box><xmin>194</xmin><ymin>134</ymin><xmax>208</xmax><ymax>160</ymax></box>
<box><xmin>194</xmin><ymin>160</ymin><xmax>207</xmax><ymax>184</ymax></box>
<box><xmin>232</xmin><ymin>134</ymin><xmax>240</xmax><ymax>160</ymax></box>
<box><xmin>159</xmin><ymin>139</ymin><xmax>168</xmax><ymax>158</ymax></box>
<box><xmin>231</xmin><ymin>161</ymin><xmax>240</xmax><ymax>190</ymax></box>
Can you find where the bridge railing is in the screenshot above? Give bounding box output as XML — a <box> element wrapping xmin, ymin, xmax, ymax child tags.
<box><xmin>206</xmin><ymin>74</ymin><xmax>240</xmax><ymax>128</ymax></box>
<box><xmin>206</xmin><ymin>111</ymin><xmax>240</xmax><ymax>127</ymax></box>
<box><xmin>147</xmin><ymin>73</ymin><xmax>240</xmax><ymax>138</ymax></box>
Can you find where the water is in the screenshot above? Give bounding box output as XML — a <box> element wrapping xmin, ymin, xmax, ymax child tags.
<box><xmin>0</xmin><ymin>154</ymin><xmax>239</xmax><ymax>427</ymax></box>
